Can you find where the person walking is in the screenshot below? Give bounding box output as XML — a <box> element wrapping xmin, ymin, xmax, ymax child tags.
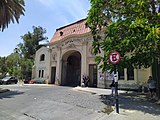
<box><xmin>147</xmin><ymin>76</ymin><xmax>156</xmax><ymax>99</ymax></box>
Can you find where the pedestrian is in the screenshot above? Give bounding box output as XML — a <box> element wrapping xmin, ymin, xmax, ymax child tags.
<box><xmin>85</xmin><ymin>76</ymin><xmax>89</xmax><ymax>87</ymax></box>
<box><xmin>82</xmin><ymin>75</ymin><xmax>86</xmax><ymax>87</ymax></box>
<box><xmin>82</xmin><ymin>74</ymin><xmax>89</xmax><ymax>87</ymax></box>
<box><xmin>110</xmin><ymin>80</ymin><xmax>115</xmax><ymax>97</ymax></box>
<box><xmin>147</xmin><ymin>76</ymin><xmax>156</xmax><ymax>99</ymax></box>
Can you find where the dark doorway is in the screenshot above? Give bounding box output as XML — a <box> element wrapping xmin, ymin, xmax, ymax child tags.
<box><xmin>61</xmin><ymin>51</ymin><xmax>81</xmax><ymax>87</ymax></box>
<box><xmin>51</xmin><ymin>67</ymin><xmax>56</xmax><ymax>84</ymax></box>
<box><xmin>89</xmin><ymin>64</ymin><xmax>97</xmax><ymax>87</ymax></box>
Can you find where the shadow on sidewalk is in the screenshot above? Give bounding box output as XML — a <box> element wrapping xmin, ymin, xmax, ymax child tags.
<box><xmin>0</xmin><ymin>90</ymin><xmax>24</xmax><ymax>99</ymax></box>
<box><xmin>100</xmin><ymin>92</ymin><xmax>160</xmax><ymax>116</ymax></box>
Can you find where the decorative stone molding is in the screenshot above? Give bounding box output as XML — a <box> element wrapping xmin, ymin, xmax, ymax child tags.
<box><xmin>88</xmin><ymin>46</ymin><xmax>95</xmax><ymax>57</ymax></box>
<box><xmin>52</xmin><ymin>52</ymin><xmax>57</xmax><ymax>61</ymax></box>
<box><xmin>81</xmin><ymin>39</ymin><xmax>88</xmax><ymax>45</ymax></box>
<box><xmin>61</xmin><ymin>39</ymin><xmax>82</xmax><ymax>49</ymax></box>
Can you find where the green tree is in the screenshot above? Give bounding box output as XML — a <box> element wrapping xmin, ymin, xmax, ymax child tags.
<box><xmin>87</xmin><ymin>0</ymin><xmax>160</xmax><ymax>98</ymax></box>
<box><xmin>15</xmin><ymin>26</ymin><xmax>48</xmax><ymax>79</ymax></box>
<box><xmin>21</xmin><ymin>26</ymin><xmax>48</xmax><ymax>59</ymax></box>
<box><xmin>0</xmin><ymin>0</ymin><xmax>25</xmax><ymax>31</ymax></box>
<box><xmin>87</xmin><ymin>0</ymin><xmax>160</xmax><ymax>71</ymax></box>
<box><xmin>5</xmin><ymin>52</ymin><xmax>20</xmax><ymax>78</ymax></box>
<box><xmin>0</xmin><ymin>56</ymin><xmax>7</xmax><ymax>77</ymax></box>
<box><xmin>1</xmin><ymin>26</ymin><xmax>48</xmax><ymax>79</ymax></box>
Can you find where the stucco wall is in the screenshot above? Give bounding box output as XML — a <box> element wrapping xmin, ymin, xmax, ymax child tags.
<box><xmin>34</xmin><ymin>47</ymin><xmax>50</xmax><ymax>82</ymax></box>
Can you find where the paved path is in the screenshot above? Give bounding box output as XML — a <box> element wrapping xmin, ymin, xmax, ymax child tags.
<box><xmin>74</xmin><ymin>86</ymin><xmax>160</xmax><ymax>120</ymax></box>
<box><xmin>1</xmin><ymin>85</ymin><xmax>160</xmax><ymax>120</ymax></box>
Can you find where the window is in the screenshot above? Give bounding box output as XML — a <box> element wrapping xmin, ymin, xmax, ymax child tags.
<box><xmin>118</xmin><ymin>69</ymin><xmax>124</xmax><ymax>80</ymax></box>
<box><xmin>40</xmin><ymin>54</ymin><xmax>45</xmax><ymax>61</ymax></box>
<box><xmin>41</xmin><ymin>70</ymin><xmax>44</xmax><ymax>78</ymax></box>
<box><xmin>39</xmin><ymin>70</ymin><xmax>44</xmax><ymax>78</ymax></box>
<box><xmin>85</xmin><ymin>23</ymin><xmax>89</xmax><ymax>28</ymax></box>
<box><xmin>60</xmin><ymin>31</ymin><xmax>63</xmax><ymax>36</ymax></box>
<box><xmin>127</xmin><ymin>66</ymin><xmax>134</xmax><ymax>80</ymax></box>
<box><xmin>39</xmin><ymin>70</ymin><xmax>41</xmax><ymax>78</ymax></box>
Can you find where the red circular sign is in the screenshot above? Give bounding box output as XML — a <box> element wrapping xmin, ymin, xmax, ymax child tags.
<box><xmin>109</xmin><ymin>52</ymin><xmax>121</xmax><ymax>64</ymax></box>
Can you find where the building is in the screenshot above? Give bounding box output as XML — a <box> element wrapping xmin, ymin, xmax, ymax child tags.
<box><xmin>33</xmin><ymin>19</ymin><xmax>151</xmax><ymax>89</ymax></box>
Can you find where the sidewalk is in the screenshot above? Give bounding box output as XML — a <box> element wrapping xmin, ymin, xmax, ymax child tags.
<box><xmin>73</xmin><ymin>86</ymin><xmax>160</xmax><ymax>120</ymax></box>
<box><xmin>73</xmin><ymin>86</ymin><xmax>125</xmax><ymax>95</ymax></box>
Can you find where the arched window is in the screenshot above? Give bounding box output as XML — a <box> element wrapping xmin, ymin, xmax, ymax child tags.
<box><xmin>40</xmin><ymin>54</ymin><xmax>45</xmax><ymax>61</ymax></box>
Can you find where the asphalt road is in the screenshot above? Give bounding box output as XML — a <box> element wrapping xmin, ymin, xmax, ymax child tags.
<box><xmin>0</xmin><ymin>84</ymin><xmax>109</xmax><ymax>120</ymax></box>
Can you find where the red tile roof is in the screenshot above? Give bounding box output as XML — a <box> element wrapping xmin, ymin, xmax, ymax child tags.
<box><xmin>50</xmin><ymin>19</ymin><xmax>91</xmax><ymax>44</ymax></box>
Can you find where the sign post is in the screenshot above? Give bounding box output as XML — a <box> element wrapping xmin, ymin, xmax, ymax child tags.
<box><xmin>109</xmin><ymin>51</ymin><xmax>120</xmax><ymax>114</ymax></box>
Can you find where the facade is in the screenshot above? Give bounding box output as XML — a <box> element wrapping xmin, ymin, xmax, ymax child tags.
<box><xmin>33</xmin><ymin>19</ymin><xmax>151</xmax><ymax>89</ymax></box>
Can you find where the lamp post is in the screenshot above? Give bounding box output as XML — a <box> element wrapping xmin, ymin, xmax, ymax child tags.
<box><xmin>14</xmin><ymin>48</ymin><xmax>22</xmax><ymax>80</ymax></box>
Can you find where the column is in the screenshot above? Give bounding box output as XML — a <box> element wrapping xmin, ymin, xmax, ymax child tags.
<box><xmin>81</xmin><ymin>40</ymin><xmax>88</xmax><ymax>85</ymax></box>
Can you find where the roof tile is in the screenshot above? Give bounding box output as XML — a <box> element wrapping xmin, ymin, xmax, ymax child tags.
<box><xmin>50</xmin><ymin>19</ymin><xmax>90</xmax><ymax>44</ymax></box>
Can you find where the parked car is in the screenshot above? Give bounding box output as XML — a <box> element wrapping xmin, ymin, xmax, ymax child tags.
<box><xmin>34</xmin><ymin>78</ymin><xmax>46</xmax><ymax>84</ymax></box>
<box><xmin>1</xmin><ymin>76</ymin><xmax>18</xmax><ymax>84</ymax></box>
<box><xmin>23</xmin><ymin>78</ymin><xmax>46</xmax><ymax>84</ymax></box>
<box><xmin>24</xmin><ymin>79</ymin><xmax>34</xmax><ymax>84</ymax></box>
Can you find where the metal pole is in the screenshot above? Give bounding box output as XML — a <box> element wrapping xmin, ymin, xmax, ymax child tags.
<box><xmin>114</xmin><ymin>64</ymin><xmax>119</xmax><ymax>113</ymax></box>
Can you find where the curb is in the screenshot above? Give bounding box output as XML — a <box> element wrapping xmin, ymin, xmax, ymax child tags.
<box><xmin>22</xmin><ymin>84</ymin><xmax>55</xmax><ymax>87</ymax></box>
<box><xmin>73</xmin><ymin>87</ymin><xmax>97</xmax><ymax>94</ymax></box>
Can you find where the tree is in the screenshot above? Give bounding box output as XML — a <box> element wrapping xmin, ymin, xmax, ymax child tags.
<box><xmin>16</xmin><ymin>26</ymin><xmax>48</xmax><ymax>79</ymax></box>
<box><xmin>0</xmin><ymin>56</ymin><xmax>7</xmax><ymax>77</ymax></box>
<box><xmin>0</xmin><ymin>0</ymin><xmax>25</xmax><ymax>31</ymax></box>
<box><xmin>21</xmin><ymin>26</ymin><xmax>48</xmax><ymax>59</ymax></box>
<box><xmin>5</xmin><ymin>52</ymin><xmax>20</xmax><ymax>78</ymax></box>
<box><xmin>87</xmin><ymin>0</ymin><xmax>160</xmax><ymax>71</ymax></box>
<box><xmin>87</xmin><ymin>0</ymin><xmax>160</xmax><ymax>97</ymax></box>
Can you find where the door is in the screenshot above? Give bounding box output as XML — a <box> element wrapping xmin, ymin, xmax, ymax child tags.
<box><xmin>51</xmin><ymin>67</ymin><xmax>56</xmax><ymax>84</ymax></box>
<box><xmin>89</xmin><ymin>64</ymin><xmax>97</xmax><ymax>87</ymax></box>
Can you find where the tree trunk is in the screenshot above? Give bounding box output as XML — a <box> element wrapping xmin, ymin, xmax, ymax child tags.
<box><xmin>152</xmin><ymin>60</ymin><xmax>160</xmax><ymax>99</ymax></box>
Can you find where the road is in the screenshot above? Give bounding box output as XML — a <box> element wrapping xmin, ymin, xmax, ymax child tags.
<box><xmin>0</xmin><ymin>84</ymin><xmax>109</xmax><ymax>120</ymax></box>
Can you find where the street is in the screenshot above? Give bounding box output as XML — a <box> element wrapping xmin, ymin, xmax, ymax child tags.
<box><xmin>0</xmin><ymin>84</ymin><xmax>109</xmax><ymax>120</ymax></box>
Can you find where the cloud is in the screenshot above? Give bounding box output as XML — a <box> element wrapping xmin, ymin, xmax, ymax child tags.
<box><xmin>64</xmin><ymin>0</ymin><xmax>87</xmax><ymax>19</ymax></box>
<box><xmin>36</xmin><ymin>0</ymin><xmax>90</xmax><ymax>20</ymax></box>
<box><xmin>37</xmin><ymin>0</ymin><xmax>55</xmax><ymax>7</ymax></box>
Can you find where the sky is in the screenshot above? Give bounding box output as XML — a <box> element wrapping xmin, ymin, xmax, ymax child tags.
<box><xmin>0</xmin><ymin>0</ymin><xmax>91</xmax><ymax>57</ymax></box>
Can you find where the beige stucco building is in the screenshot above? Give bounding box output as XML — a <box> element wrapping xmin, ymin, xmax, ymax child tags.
<box><xmin>33</xmin><ymin>19</ymin><xmax>151</xmax><ymax>89</ymax></box>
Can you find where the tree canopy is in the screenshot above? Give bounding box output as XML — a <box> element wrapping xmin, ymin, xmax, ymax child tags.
<box><xmin>0</xmin><ymin>26</ymin><xmax>48</xmax><ymax>79</ymax></box>
<box><xmin>0</xmin><ymin>0</ymin><xmax>25</xmax><ymax>31</ymax></box>
<box><xmin>0</xmin><ymin>56</ymin><xmax>7</xmax><ymax>77</ymax></box>
<box><xmin>87</xmin><ymin>0</ymin><xmax>160</xmax><ymax>71</ymax></box>
<box><xmin>16</xmin><ymin>26</ymin><xmax>48</xmax><ymax>79</ymax></box>
<box><xmin>20</xmin><ymin>26</ymin><xmax>48</xmax><ymax>59</ymax></box>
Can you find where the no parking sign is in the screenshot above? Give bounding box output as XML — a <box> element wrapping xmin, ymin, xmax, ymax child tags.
<box><xmin>108</xmin><ymin>51</ymin><xmax>121</xmax><ymax>113</ymax></box>
<box><xmin>109</xmin><ymin>51</ymin><xmax>120</xmax><ymax>64</ymax></box>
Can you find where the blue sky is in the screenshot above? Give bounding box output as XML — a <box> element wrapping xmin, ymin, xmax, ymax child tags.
<box><xmin>0</xmin><ymin>0</ymin><xmax>90</xmax><ymax>57</ymax></box>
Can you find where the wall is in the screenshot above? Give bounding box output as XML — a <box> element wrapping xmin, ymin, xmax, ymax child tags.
<box><xmin>34</xmin><ymin>47</ymin><xmax>50</xmax><ymax>83</ymax></box>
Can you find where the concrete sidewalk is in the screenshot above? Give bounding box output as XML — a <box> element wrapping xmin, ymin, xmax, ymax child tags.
<box><xmin>73</xmin><ymin>86</ymin><xmax>160</xmax><ymax>120</ymax></box>
<box><xmin>73</xmin><ymin>86</ymin><xmax>125</xmax><ymax>95</ymax></box>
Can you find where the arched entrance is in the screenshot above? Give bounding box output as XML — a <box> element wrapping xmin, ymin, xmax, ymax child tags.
<box><xmin>61</xmin><ymin>51</ymin><xmax>81</xmax><ymax>87</ymax></box>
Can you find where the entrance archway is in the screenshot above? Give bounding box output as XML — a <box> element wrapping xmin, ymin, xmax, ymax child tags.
<box><xmin>61</xmin><ymin>51</ymin><xmax>81</xmax><ymax>87</ymax></box>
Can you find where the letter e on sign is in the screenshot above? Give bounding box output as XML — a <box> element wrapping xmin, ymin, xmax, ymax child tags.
<box><xmin>109</xmin><ymin>52</ymin><xmax>120</xmax><ymax>64</ymax></box>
